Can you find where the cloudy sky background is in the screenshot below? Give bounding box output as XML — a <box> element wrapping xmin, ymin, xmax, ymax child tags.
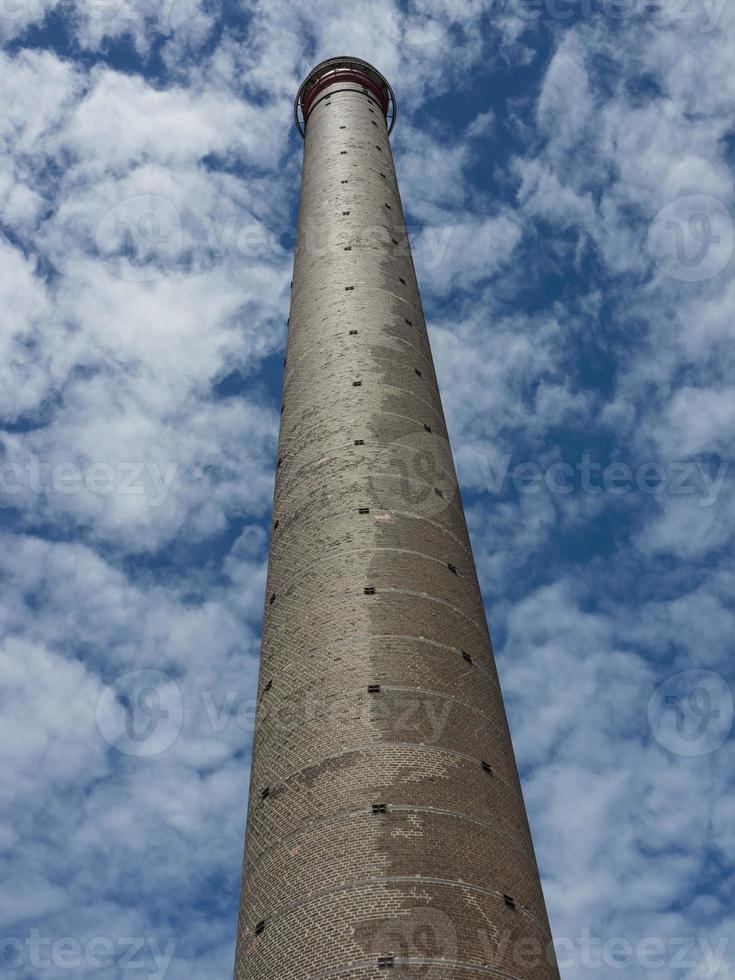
<box><xmin>1</xmin><ymin>1</ymin><xmax>734</xmax><ymax>977</ymax></box>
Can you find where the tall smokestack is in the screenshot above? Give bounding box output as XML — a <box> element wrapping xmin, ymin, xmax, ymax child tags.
<box><xmin>234</xmin><ymin>55</ymin><xmax>560</xmax><ymax>980</ymax></box>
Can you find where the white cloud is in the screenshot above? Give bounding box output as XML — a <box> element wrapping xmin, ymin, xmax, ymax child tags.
<box><xmin>499</xmin><ymin>580</ymin><xmax>734</xmax><ymax>977</ymax></box>
<box><xmin>656</xmin><ymin>386</ymin><xmax>735</xmax><ymax>457</ymax></box>
<box><xmin>61</xmin><ymin>67</ymin><xmax>283</xmax><ymax>170</ymax></box>
<box><xmin>414</xmin><ymin>213</ymin><xmax>522</xmax><ymax>294</ymax></box>
<box><xmin>0</xmin><ymin>0</ymin><xmax>59</xmax><ymax>43</ymax></box>
<box><xmin>0</xmin><ymin>637</ymin><xmax>108</xmax><ymax>808</ymax></box>
<box><xmin>536</xmin><ymin>32</ymin><xmax>595</xmax><ymax>151</ymax></box>
<box><xmin>0</xmin><ymin>240</ymin><xmax>59</xmax><ymax>420</ymax></box>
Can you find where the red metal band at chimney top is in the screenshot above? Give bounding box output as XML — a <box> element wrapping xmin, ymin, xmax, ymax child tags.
<box><xmin>301</xmin><ymin>68</ymin><xmax>390</xmax><ymax>125</ymax></box>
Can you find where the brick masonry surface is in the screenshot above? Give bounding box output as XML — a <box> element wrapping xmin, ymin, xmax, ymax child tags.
<box><xmin>233</xmin><ymin>61</ymin><xmax>561</xmax><ymax>980</ymax></box>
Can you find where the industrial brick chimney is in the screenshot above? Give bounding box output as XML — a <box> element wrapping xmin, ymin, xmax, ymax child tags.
<box><xmin>234</xmin><ymin>55</ymin><xmax>560</xmax><ymax>980</ymax></box>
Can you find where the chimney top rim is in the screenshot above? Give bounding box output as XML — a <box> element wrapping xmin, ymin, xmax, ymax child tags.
<box><xmin>294</xmin><ymin>55</ymin><xmax>397</xmax><ymax>138</ymax></box>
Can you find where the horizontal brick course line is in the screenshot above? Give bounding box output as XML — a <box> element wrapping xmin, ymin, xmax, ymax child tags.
<box><xmin>260</xmin><ymin>669</ymin><xmax>501</xmax><ymax>723</ymax></box>
<box><xmin>277</xmin><ymin>404</ymin><xmax>449</xmax><ymax>456</ymax></box>
<box><xmin>361</xmin><ymin>587</ymin><xmax>489</xmax><ymax>639</ymax></box>
<box><xmin>294</xmin><ymin>241</ymin><xmax>412</xmax><ymax>266</ymax></box>
<box><xmin>385</xmin><ymin>509</ymin><xmax>472</xmax><ymax>555</ymax></box>
<box><xmin>271</xmin><ymin>505</ymin><xmax>473</xmax><ymax>559</ymax></box>
<box><xmin>245</xmin><ymin>874</ymin><xmax>547</xmax><ymax>935</ymax></box>
<box><xmin>361</xmin><ymin>473</ymin><xmax>467</xmax><ymax>520</ymax></box>
<box><xmin>291</xmin><ymin>263</ymin><xmax>418</xmax><ymax>295</ymax></box>
<box><xmin>282</xmin><ymin>370</ymin><xmax>441</xmax><ymax>410</ymax></box>
<box><xmin>306</xmin><ymin>87</ymin><xmax>387</xmax><ymax>120</ymax></box>
<box><xmin>286</xmin><ymin>312</ymin><xmax>411</xmax><ymax>331</ymax></box>
<box><xmin>286</xmin><ymin>317</ymin><xmax>431</xmax><ymax>353</ymax></box>
<box><xmin>261</xmin><ymin>634</ymin><xmax>501</xmax><ymax>694</ymax></box>
<box><xmin>273</xmin><ymin>472</ymin><xmax>465</xmax><ymax>533</ymax></box>
<box><xmin>244</xmin><ymin>804</ymin><xmax>536</xmax><ymax>876</ymax></box>
<box><xmin>304</xmin><ymin>283</ymin><xmax>421</xmax><ymax>318</ymax></box>
<box><xmin>273</xmin><ymin>462</ymin><xmax>464</xmax><ymax>510</ymax></box>
<box><xmin>273</xmin><ymin>424</ymin><xmax>458</xmax><ymax>480</ymax></box>
<box><xmin>281</xmin><ymin>377</ymin><xmax>444</xmax><ymax>428</ymax></box>
<box><xmin>294</xmin><ymin>281</ymin><xmax>419</xmax><ymax>308</ymax></box>
<box><xmin>302</xmin><ymin>959</ymin><xmax>526</xmax><ymax>980</ymax></box>
<box><xmin>274</xmin><ymin>467</ymin><xmax>465</xmax><ymax>518</ymax></box>
<box><xmin>388</xmin><ymin>804</ymin><xmax>533</xmax><ymax>861</ymax></box>
<box><xmin>285</xmin><ymin>331</ymin><xmax>435</xmax><ymax>377</ymax></box>
<box><xmin>360</xmin><ymin>684</ymin><xmax>507</xmax><ymax>736</ymax></box>
<box><xmin>261</xmin><ymin>740</ymin><xmax>523</xmax><ymax>804</ymax></box>
<box><xmin>255</xmin><ymin>682</ymin><xmax>509</xmax><ymax>745</ymax></box>
<box><xmin>284</xmin><ymin>337</ymin><xmax>437</xmax><ymax>381</ymax></box>
<box><xmin>269</xmin><ymin>543</ymin><xmax>472</xmax><ymax>583</ymax></box>
<box><xmin>295</xmin><ymin>217</ymin><xmax>404</xmax><ymax>251</ymax></box>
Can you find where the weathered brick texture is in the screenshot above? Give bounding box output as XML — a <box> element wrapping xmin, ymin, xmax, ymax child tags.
<box><xmin>233</xmin><ymin>57</ymin><xmax>560</xmax><ymax>980</ymax></box>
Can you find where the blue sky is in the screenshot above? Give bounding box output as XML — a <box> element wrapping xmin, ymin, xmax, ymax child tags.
<box><xmin>1</xmin><ymin>1</ymin><xmax>734</xmax><ymax>978</ymax></box>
